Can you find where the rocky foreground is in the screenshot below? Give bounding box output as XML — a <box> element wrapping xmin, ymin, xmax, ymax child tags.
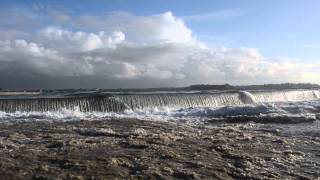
<box><xmin>0</xmin><ymin>119</ymin><xmax>319</xmax><ymax>179</ymax></box>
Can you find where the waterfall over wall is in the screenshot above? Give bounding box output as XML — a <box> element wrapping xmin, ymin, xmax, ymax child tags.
<box><xmin>0</xmin><ymin>90</ymin><xmax>319</xmax><ymax>113</ymax></box>
<box><xmin>115</xmin><ymin>93</ymin><xmax>243</xmax><ymax>110</ymax></box>
<box><xmin>251</xmin><ymin>90</ymin><xmax>320</xmax><ymax>102</ymax></box>
<box><xmin>0</xmin><ymin>96</ymin><xmax>126</xmax><ymax>113</ymax></box>
<box><xmin>115</xmin><ymin>90</ymin><xmax>320</xmax><ymax>110</ymax></box>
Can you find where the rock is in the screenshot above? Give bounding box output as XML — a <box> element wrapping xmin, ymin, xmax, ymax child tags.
<box><xmin>148</xmin><ymin>132</ymin><xmax>182</xmax><ymax>145</ymax></box>
<box><xmin>133</xmin><ymin>128</ymin><xmax>148</xmax><ymax>136</ymax></box>
<box><xmin>160</xmin><ymin>150</ymin><xmax>180</xmax><ymax>160</ymax></box>
<box><xmin>284</xmin><ymin>150</ymin><xmax>305</xmax><ymax>157</ymax></box>
<box><xmin>203</xmin><ymin>136</ymin><xmax>213</xmax><ymax>140</ymax></box>
<box><xmin>120</xmin><ymin>140</ymin><xmax>149</xmax><ymax>149</ymax></box>
<box><xmin>75</xmin><ymin>128</ymin><xmax>115</xmax><ymax>137</ymax></box>
<box><xmin>162</xmin><ymin>167</ymin><xmax>174</xmax><ymax>175</ymax></box>
<box><xmin>173</xmin><ymin>171</ymin><xmax>199</xmax><ymax>179</ymax></box>
<box><xmin>0</xmin><ymin>118</ymin><xmax>318</xmax><ymax>179</ymax></box>
<box><xmin>273</xmin><ymin>139</ymin><xmax>289</xmax><ymax>144</ymax></box>
<box><xmin>36</xmin><ymin>165</ymin><xmax>49</xmax><ymax>172</ymax></box>
<box><xmin>237</xmin><ymin>134</ymin><xmax>253</xmax><ymax>141</ymax></box>
<box><xmin>283</xmin><ymin>151</ymin><xmax>304</xmax><ymax>161</ymax></box>
<box><xmin>158</xmin><ymin>134</ymin><xmax>171</xmax><ymax>145</ymax></box>
<box><xmin>111</xmin><ymin>158</ymin><xmax>133</xmax><ymax>168</ymax></box>
<box><xmin>210</xmin><ymin>138</ymin><xmax>227</xmax><ymax>144</ymax></box>
<box><xmin>45</xmin><ymin>141</ymin><xmax>64</xmax><ymax>148</ymax></box>
<box><xmin>212</xmin><ymin>145</ymin><xmax>232</xmax><ymax>154</ymax></box>
<box><xmin>68</xmin><ymin>174</ymin><xmax>85</xmax><ymax>180</ymax></box>
<box><xmin>9</xmin><ymin>133</ymin><xmax>27</xmax><ymax>139</ymax></box>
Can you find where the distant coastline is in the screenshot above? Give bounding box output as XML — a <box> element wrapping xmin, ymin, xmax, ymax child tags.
<box><xmin>1</xmin><ymin>83</ymin><xmax>319</xmax><ymax>93</ymax></box>
<box><xmin>41</xmin><ymin>83</ymin><xmax>320</xmax><ymax>93</ymax></box>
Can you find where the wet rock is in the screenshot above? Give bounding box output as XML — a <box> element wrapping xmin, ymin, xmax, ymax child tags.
<box><xmin>261</xmin><ymin>172</ymin><xmax>281</xmax><ymax>179</ymax></box>
<box><xmin>68</xmin><ymin>175</ymin><xmax>85</xmax><ymax>180</ymax></box>
<box><xmin>235</xmin><ymin>160</ymin><xmax>254</xmax><ymax>172</ymax></box>
<box><xmin>9</xmin><ymin>133</ymin><xmax>27</xmax><ymax>142</ymax></box>
<box><xmin>75</xmin><ymin>127</ymin><xmax>115</xmax><ymax>137</ymax></box>
<box><xmin>45</xmin><ymin>141</ymin><xmax>64</xmax><ymax>148</ymax></box>
<box><xmin>158</xmin><ymin>134</ymin><xmax>171</xmax><ymax>145</ymax></box>
<box><xmin>120</xmin><ymin>140</ymin><xmax>149</xmax><ymax>149</ymax></box>
<box><xmin>111</xmin><ymin>158</ymin><xmax>133</xmax><ymax>168</ymax></box>
<box><xmin>185</xmin><ymin>161</ymin><xmax>206</xmax><ymax>168</ymax></box>
<box><xmin>160</xmin><ymin>150</ymin><xmax>181</xmax><ymax>160</ymax></box>
<box><xmin>148</xmin><ymin>132</ymin><xmax>182</xmax><ymax>145</ymax></box>
<box><xmin>236</xmin><ymin>133</ymin><xmax>253</xmax><ymax>141</ymax></box>
<box><xmin>162</xmin><ymin>167</ymin><xmax>174</xmax><ymax>175</ymax></box>
<box><xmin>210</xmin><ymin>138</ymin><xmax>227</xmax><ymax>144</ymax></box>
<box><xmin>133</xmin><ymin>128</ymin><xmax>148</xmax><ymax>137</ymax></box>
<box><xmin>212</xmin><ymin>145</ymin><xmax>232</xmax><ymax>154</ymax></box>
<box><xmin>0</xmin><ymin>118</ymin><xmax>318</xmax><ymax>179</ymax></box>
<box><xmin>36</xmin><ymin>165</ymin><xmax>49</xmax><ymax>172</ymax></box>
<box><xmin>283</xmin><ymin>150</ymin><xmax>305</xmax><ymax>161</ymax></box>
<box><xmin>273</xmin><ymin>139</ymin><xmax>289</xmax><ymax>144</ymax></box>
<box><xmin>284</xmin><ymin>150</ymin><xmax>305</xmax><ymax>156</ymax></box>
<box><xmin>202</xmin><ymin>136</ymin><xmax>213</xmax><ymax>140</ymax></box>
<box><xmin>173</xmin><ymin>171</ymin><xmax>199</xmax><ymax>179</ymax></box>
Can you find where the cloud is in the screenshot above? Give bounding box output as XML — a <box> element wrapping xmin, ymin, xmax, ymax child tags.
<box><xmin>0</xmin><ymin>8</ymin><xmax>319</xmax><ymax>89</ymax></box>
<box><xmin>40</xmin><ymin>27</ymin><xmax>125</xmax><ymax>51</ymax></box>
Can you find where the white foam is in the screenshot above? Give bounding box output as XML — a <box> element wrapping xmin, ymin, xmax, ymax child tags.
<box><xmin>239</xmin><ymin>91</ymin><xmax>256</xmax><ymax>103</ymax></box>
<box><xmin>0</xmin><ymin>100</ymin><xmax>319</xmax><ymax>124</ymax></box>
<box><xmin>252</xmin><ymin>90</ymin><xmax>320</xmax><ymax>102</ymax></box>
<box><xmin>313</xmin><ymin>90</ymin><xmax>320</xmax><ymax>99</ymax></box>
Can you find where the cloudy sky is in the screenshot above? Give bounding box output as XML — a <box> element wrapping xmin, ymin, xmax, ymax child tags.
<box><xmin>0</xmin><ymin>0</ymin><xmax>320</xmax><ymax>89</ymax></box>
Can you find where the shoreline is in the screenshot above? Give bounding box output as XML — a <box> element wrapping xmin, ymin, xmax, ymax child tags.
<box><xmin>0</xmin><ymin>118</ymin><xmax>319</xmax><ymax>179</ymax></box>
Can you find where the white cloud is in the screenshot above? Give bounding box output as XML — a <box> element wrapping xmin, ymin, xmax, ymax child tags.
<box><xmin>40</xmin><ymin>27</ymin><xmax>125</xmax><ymax>51</ymax></box>
<box><xmin>72</xmin><ymin>11</ymin><xmax>193</xmax><ymax>44</ymax></box>
<box><xmin>0</xmin><ymin>10</ymin><xmax>319</xmax><ymax>88</ymax></box>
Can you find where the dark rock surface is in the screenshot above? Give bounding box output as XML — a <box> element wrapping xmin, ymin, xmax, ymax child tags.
<box><xmin>0</xmin><ymin>119</ymin><xmax>319</xmax><ymax>179</ymax></box>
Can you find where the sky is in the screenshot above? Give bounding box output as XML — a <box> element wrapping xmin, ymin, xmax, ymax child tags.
<box><xmin>0</xmin><ymin>0</ymin><xmax>320</xmax><ymax>89</ymax></box>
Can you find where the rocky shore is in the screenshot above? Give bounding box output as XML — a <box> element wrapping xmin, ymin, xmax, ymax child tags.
<box><xmin>0</xmin><ymin>118</ymin><xmax>319</xmax><ymax>179</ymax></box>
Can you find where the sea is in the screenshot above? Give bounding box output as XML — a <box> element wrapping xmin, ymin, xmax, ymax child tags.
<box><xmin>0</xmin><ymin>89</ymin><xmax>319</xmax><ymax>136</ymax></box>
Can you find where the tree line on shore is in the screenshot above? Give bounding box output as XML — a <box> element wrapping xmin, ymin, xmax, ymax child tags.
<box><xmin>1</xmin><ymin>83</ymin><xmax>319</xmax><ymax>93</ymax></box>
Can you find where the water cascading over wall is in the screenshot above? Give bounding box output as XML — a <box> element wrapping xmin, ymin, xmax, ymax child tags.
<box><xmin>0</xmin><ymin>93</ymin><xmax>245</xmax><ymax>113</ymax></box>
<box><xmin>0</xmin><ymin>96</ymin><xmax>126</xmax><ymax>112</ymax></box>
<box><xmin>114</xmin><ymin>93</ymin><xmax>243</xmax><ymax>110</ymax></box>
<box><xmin>114</xmin><ymin>90</ymin><xmax>320</xmax><ymax>110</ymax></box>
<box><xmin>250</xmin><ymin>90</ymin><xmax>320</xmax><ymax>102</ymax></box>
<box><xmin>0</xmin><ymin>90</ymin><xmax>319</xmax><ymax>113</ymax></box>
